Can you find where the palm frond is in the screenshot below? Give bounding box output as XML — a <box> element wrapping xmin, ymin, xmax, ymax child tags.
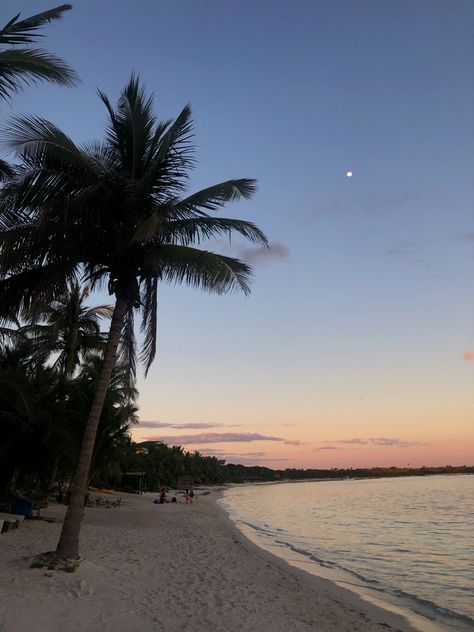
<box><xmin>0</xmin><ymin>49</ymin><xmax>78</xmax><ymax>100</ymax></box>
<box><xmin>84</xmin><ymin>305</ymin><xmax>114</xmax><ymax>319</ymax></box>
<box><xmin>140</xmin><ymin>276</ymin><xmax>158</xmax><ymax>376</ymax></box>
<box><xmin>0</xmin><ymin>157</ymin><xmax>14</xmax><ymax>180</ymax></box>
<box><xmin>156</xmin><ymin>103</ymin><xmax>193</xmax><ymax>162</ymax></box>
<box><xmin>0</xmin><ymin>263</ymin><xmax>79</xmax><ymax>321</ymax></box>
<box><xmin>119</xmin><ymin>304</ymin><xmax>137</xmax><ymax>382</ymax></box>
<box><xmin>133</xmin><ymin>214</ymin><xmax>267</xmax><ymax>247</ymax></box>
<box><xmin>143</xmin><ymin>244</ymin><xmax>253</xmax><ymax>295</ymax></box>
<box><xmin>97</xmin><ymin>89</ymin><xmax>126</xmax><ymax>164</ymax></box>
<box><xmin>5</xmin><ymin>114</ymin><xmax>93</xmax><ymax>167</ymax></box>
<box><xmin>118</xmin><ymin>74</ymin><xmax>155</xmax><ymax>176</ymax></box>
<box><xmin>174</xmin><ymin>179</ymin><xmax>258</xmax><ymax>213</ymax></box>
<box><xmin>131</xmin><ymin>179</ymin><xmax>260</xmax><ymax>244</ymax></box>
<box><xmin>153</xmin><ymin>104</ymin><xmax>194</xmax><ymax>189</ymax></box>
<box><xmin>0</xmin><ymin>5</ymin><xmax>72</xmax><ymax>45</ymax></box>
<box><xmin>161</xmin><ymin>217</ymin><xmax>268</xmax><ymax>247</ymax></box>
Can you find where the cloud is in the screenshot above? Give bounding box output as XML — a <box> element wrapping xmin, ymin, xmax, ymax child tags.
<box><xmin>341</xmin><ymin>437</ymin><xmax>422</xmax><ymax>447</ymax></box>
<box><xmin>168</xmin><ymin>422</ymin><xmax>225</xmax><ymax>429</ymax></box>
<box><xmin>387</xmin><ymin>244</ymin><xmax>427</xmax><ymax>267</ymax></box>
<box><xmin>229</xmin><ymin>457</ymin><xmax>290</xmax><ymax>463</ymax></box>
<box><xmin>318</xmin><ymin>437</ymin><xmax>425</xmax><ymax>448</ymax></box>
<box><xmin>138</xmin><ymin>421</ymin><xmax>174</xmax><ymax>429</ymax></box>
<box><xmin>313</xmin><ymin>446</ymin><xmax>342</xmax><ymax>451</ymax></box>
<box><xmin>463</xmin><ymin>352</ymin><xmax>474</xmax><ymax>361</ymax></box>
<box><xmin>458</xmin><ymin>232</ymin><xmax>474</xmax><ymax>242</ymax></box>
<box><xmin>200</xmin><ymin>449</ymin><xmax>268</xmax><ymax>458</ymax></box>
<box><xmin>147</xmin><ymin>432</ymin><xmax>287</xmax><ymax>445</ymax></box>
<box><xmin>284</xmin><ymin>439</ymin><xmax>303</xmax><ymax>446</ymax></box>
<box><xmin>138</xmin><ymin>421</ymin><xmax>241</xmax><ymax>430</ymax></box>
<box><xmin>315</xmin><ymin>193</ymin><xmax>420</xmax><ymax>219</ymax></box>
<box><xmin>361</xmin><ymin>192</ymin><xmax>420</xmax><ymax>214</ymax></box>
<box><xmin>241</xmin><ymin>241</ymin><xmax>289</xmax><ymax>265</ymax></box>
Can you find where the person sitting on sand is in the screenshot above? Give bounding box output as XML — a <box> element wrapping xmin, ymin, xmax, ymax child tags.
<box><xmin>158</xmin><ymin>491</ymin><xmax>167</xmax><ymax>504</ymax></box>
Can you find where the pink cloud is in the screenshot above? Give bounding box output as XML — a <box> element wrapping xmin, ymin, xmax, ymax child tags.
<box><xmin>147</xmin><ymin>432</ymin><xmax>286</xmax><ymax>445</ymax></box>
<box><xmin>284</xmin><ymin>439</ymin><xmax>303</xmax><ymax>446</ymax></box>
<box><xmin>200</xmin><ymin>449</ymin><xmax>267</xmax><ymax>458</ymax></box>
<box><xmin>320</xmin><ymin>437</ymin><xmax>426</xmax><ymax>448</ymax></box>
<box><xmin>241</xmin><ymin>241</ymin><xmax>289</xmax><ymax>265</ymax></box>
<box><xmin>138</xmin><ymin>420</ymin><xmax>243</xmax><ymax>429</ymax></box>
<box><xmin>463</xmin><ymin>352</ymin><xmax>474</xmax><ymax>361</ymax></box>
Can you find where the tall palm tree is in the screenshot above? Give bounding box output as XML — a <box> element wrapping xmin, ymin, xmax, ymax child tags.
<box><xmin>0</xmin><ymin>76</ymin><xmax>267</xmax><ymax>560</ymax></box>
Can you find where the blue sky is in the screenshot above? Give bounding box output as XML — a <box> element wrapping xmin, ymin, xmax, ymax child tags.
<box><xmin>2</xmin><ymin>0</ymin><xmax>473</xmax><ymax>466</ymax></box>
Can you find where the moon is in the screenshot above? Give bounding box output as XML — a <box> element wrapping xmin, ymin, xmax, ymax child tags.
<box><xmin>346</xmin><ymin>171</ymin><xmax>353</xmax><ymax>178</ymax></box>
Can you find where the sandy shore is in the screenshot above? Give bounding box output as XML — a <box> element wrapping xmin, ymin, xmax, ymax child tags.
<box><xmin>0</xmin><ymin>491</ymin><xmax>417</xmax><ymax>632</ymax></box>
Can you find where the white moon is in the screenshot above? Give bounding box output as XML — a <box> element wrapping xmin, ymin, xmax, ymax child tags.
<box><xmin>346</xmin><ymin>171</ymin><xmax>353</xmax><ymax>177</ymax></box>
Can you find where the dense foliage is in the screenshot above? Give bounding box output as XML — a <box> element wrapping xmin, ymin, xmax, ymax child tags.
<box><xmin>0</xmin><ymin>293</ymin><xmax>137</xmax><ymax>498</ymax></box>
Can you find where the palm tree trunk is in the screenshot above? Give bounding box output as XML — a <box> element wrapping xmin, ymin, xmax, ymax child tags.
<box><xmin>55</xmin><ymin>296</ymin><xmax>127</xmax><ymax>559</ymax></box>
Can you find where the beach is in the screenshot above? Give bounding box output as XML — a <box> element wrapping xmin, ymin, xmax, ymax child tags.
<box><xmin>0</xmin><ymin>491</ymin><xmax>417</xmax><ymax>632</ymax></box>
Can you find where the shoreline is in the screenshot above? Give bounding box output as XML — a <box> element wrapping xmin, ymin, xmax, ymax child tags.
<box><xmin>215</xmin><ymin>489</ymin><xmax>455</xmax><ymax>632</ymax></box>
<box><xmin>212</xmin><ymin>490</ymin><xmax>423</xmax><ymax>632</ymax></box>
<box><xmin>0</xmin><ymin>490</ymin><xmax>435</xmax><ymax>631</ymax></box>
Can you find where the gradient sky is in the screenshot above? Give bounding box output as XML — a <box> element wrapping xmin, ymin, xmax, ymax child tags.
<box><xmin>3</xmin><ymin>0</ymin><xmax>473</xmax><ymax>468</ymax></box>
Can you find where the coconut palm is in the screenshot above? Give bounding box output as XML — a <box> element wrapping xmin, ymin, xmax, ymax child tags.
<box><xmin>19</xmin><ymin>283</ymin><xmax>113</xmax><ymax>490</ymax></box>
<box><xmin>0</xmin><ymin>75</ymin><xmax>267</xmax><ymax>560</ymax></box>
<box><xmin>23</xmin><ymin>282</ymin><xmax>112</xmax><ymax>377</ymax></box>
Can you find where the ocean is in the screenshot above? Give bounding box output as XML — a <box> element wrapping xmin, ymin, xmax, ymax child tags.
<box><xmin>218</xmin><ymin>475</ymin><xmax>474</xmax><ymax>632</ymax></box>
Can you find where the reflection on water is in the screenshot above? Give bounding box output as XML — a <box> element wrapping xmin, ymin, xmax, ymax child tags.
<box><xmin>219</xmin><ymin>475</ymin><xmax>474</xmax><ymax>632</ymax></box>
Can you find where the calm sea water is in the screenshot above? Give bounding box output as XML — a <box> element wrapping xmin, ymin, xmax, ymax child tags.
<box><xmin>218</xmin><ymin>475</ymin><xmax>474</xmax><ymax>632</ymax></box>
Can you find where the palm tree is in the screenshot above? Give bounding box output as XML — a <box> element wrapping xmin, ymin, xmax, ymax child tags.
<box><xmin>19</xmin><ymin>282</ymin><xmax>113</xmax><ymax>490</ymax></box>
<box><xmin>23</xmin><ymin>282</ymin><xmax>112</xmax><ymax>377</ymax></box>
<box><xmin>0</xmin><ymin>76</ymin><xmax>267</xmax><ymax>561</ymax></box>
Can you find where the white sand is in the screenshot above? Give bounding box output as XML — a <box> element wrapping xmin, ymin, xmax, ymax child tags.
<box><xmin>0</xmin><ymin>491</ymin><xmax>417</xmax><ymax>632</ymax></box>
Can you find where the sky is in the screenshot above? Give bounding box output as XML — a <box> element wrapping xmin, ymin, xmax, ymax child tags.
<box><xmin>2</xmin><ymin>0</ymin><xmax>473</xmax><ymax>468</ymax></box>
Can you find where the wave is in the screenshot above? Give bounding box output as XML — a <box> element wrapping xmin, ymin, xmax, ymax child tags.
<box><xmin>240</xmin><ymin>521</ymin><xmax>474</xmax><ymax>630</ymax></box>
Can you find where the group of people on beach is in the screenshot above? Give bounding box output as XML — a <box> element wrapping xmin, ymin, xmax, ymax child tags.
<box><xmin>154</xmin><ymin>484</ymin><xmax>194</xmax><ymax>505</ymax></box>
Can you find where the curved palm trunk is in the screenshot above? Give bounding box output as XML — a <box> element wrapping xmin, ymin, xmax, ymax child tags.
<box><xmin>56</xmin><ymin>296</ymin><xmax>127</xmax><ymax>559</ymax></box>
